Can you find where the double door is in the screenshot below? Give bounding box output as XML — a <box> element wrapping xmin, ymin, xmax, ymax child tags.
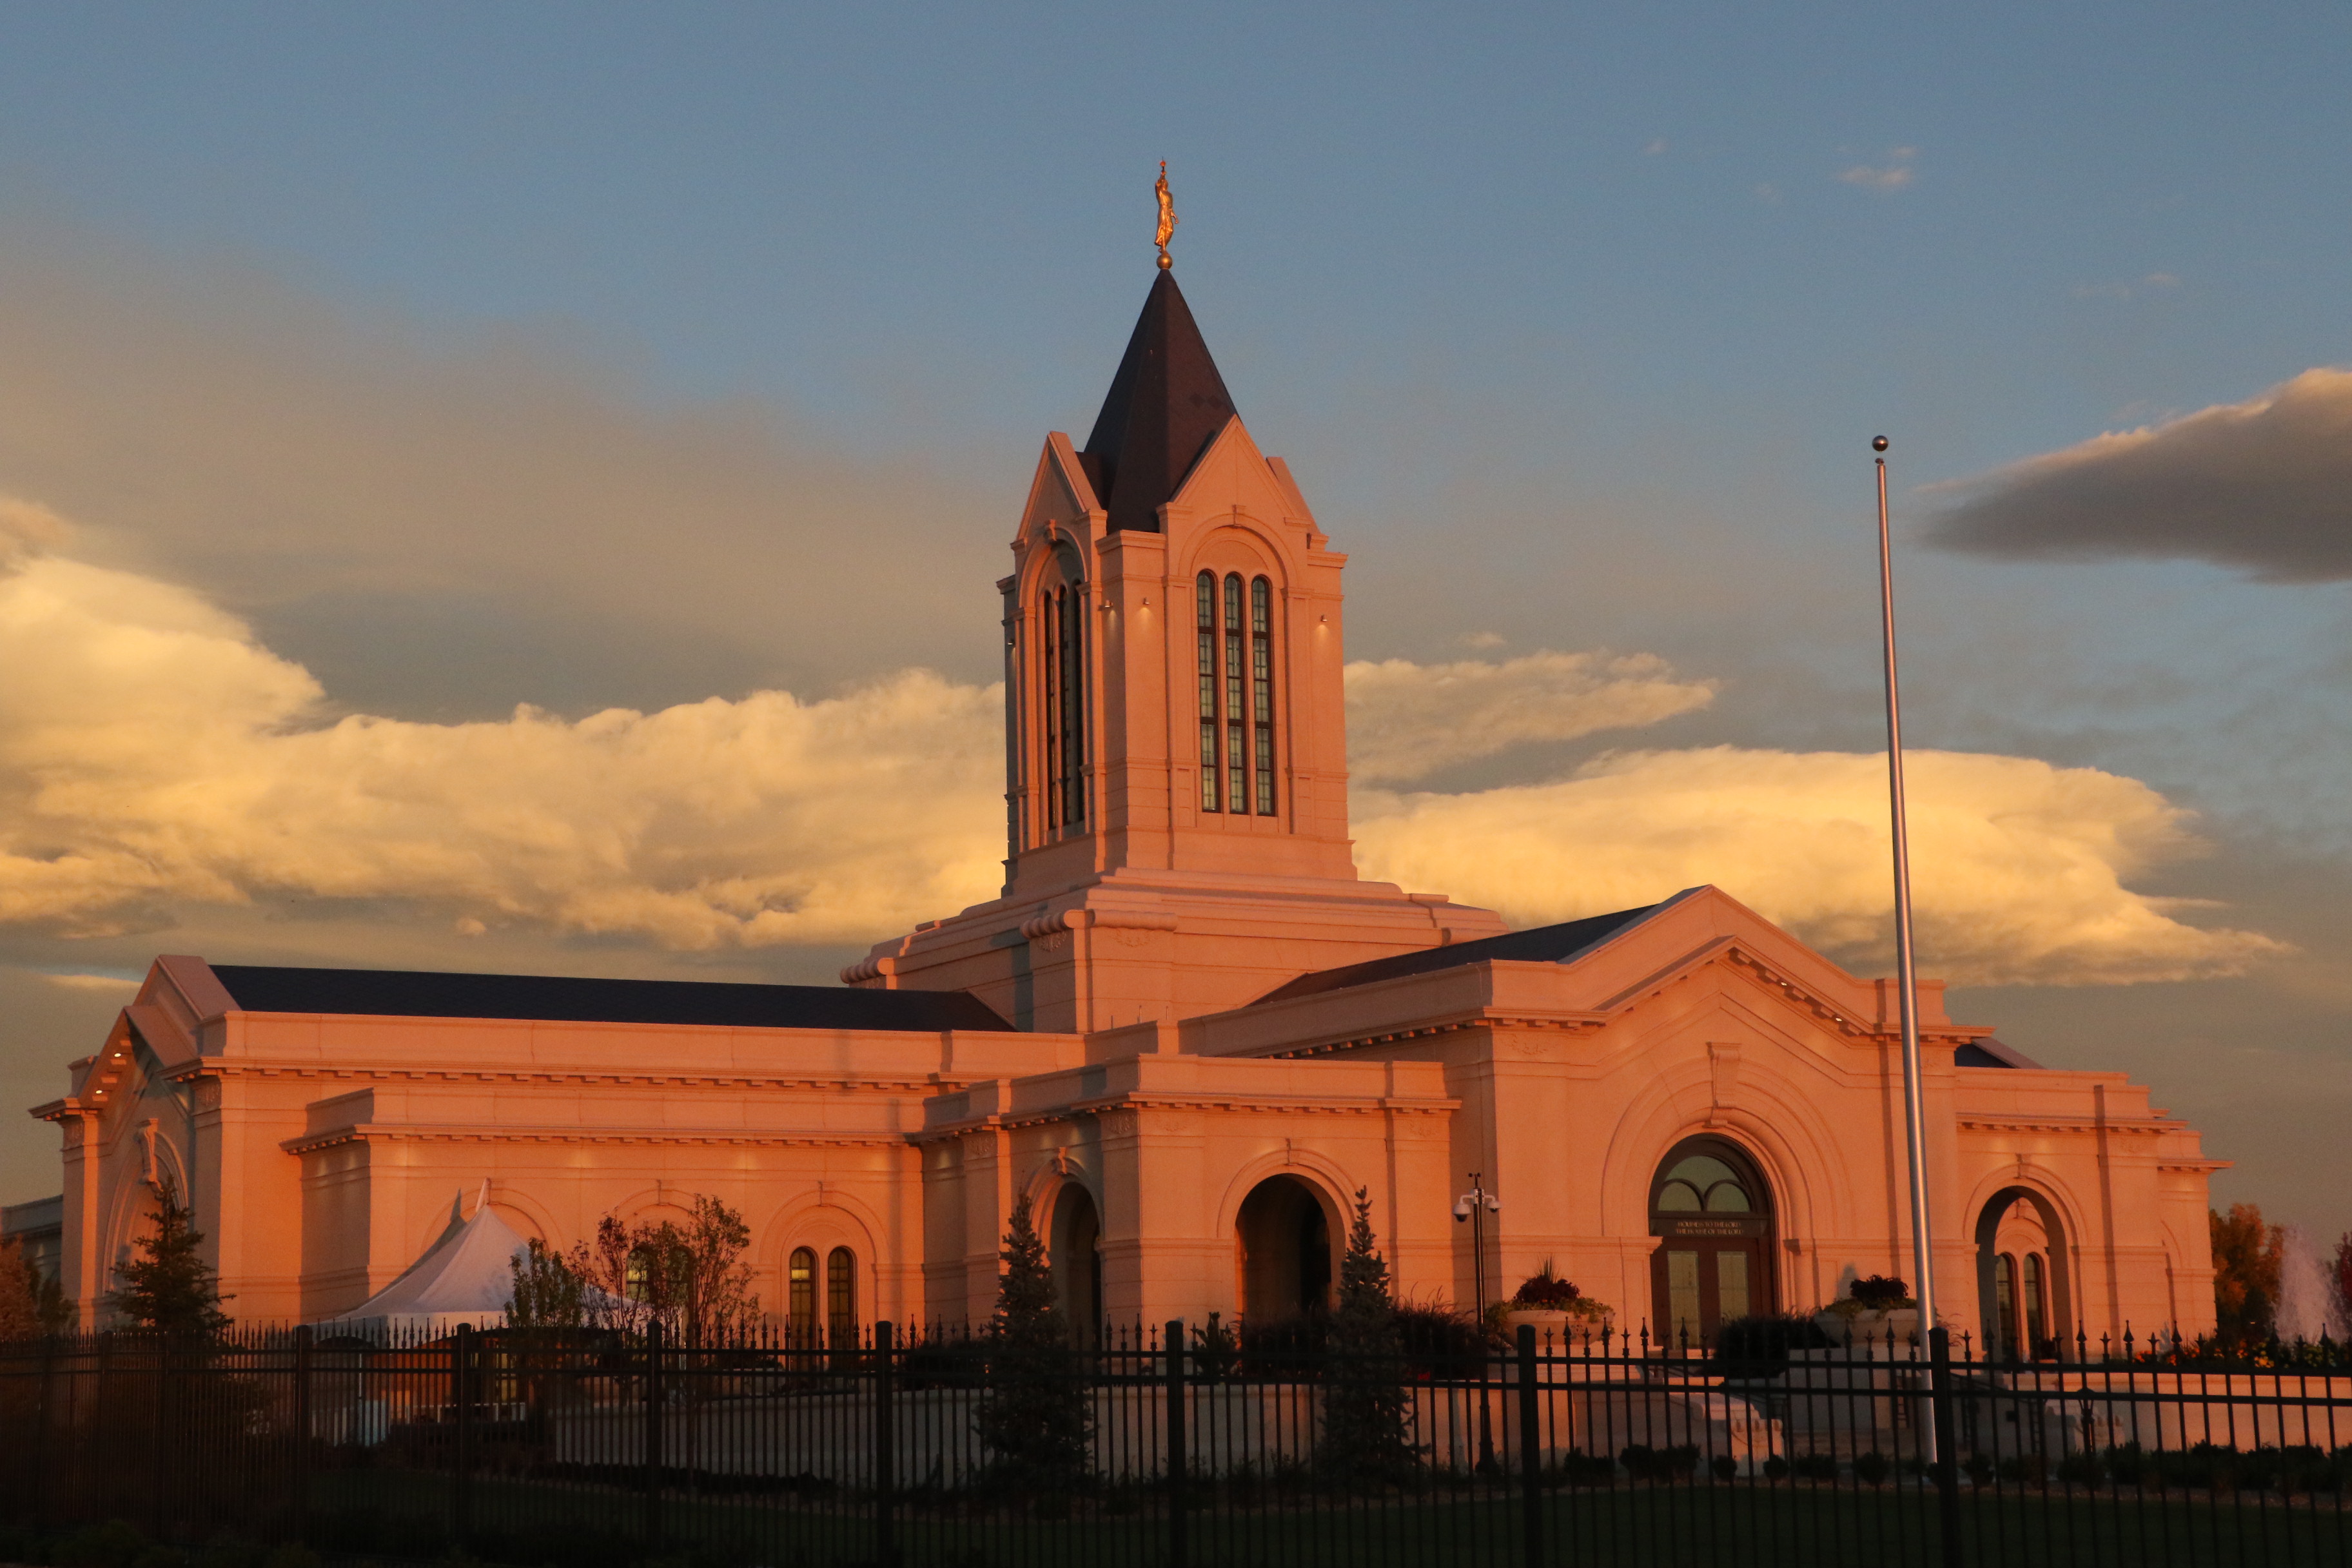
<box><xmin>1651</xmin><ymin>1222</ymin><xmax>1769</xmax><ymax>1348</ymax></box>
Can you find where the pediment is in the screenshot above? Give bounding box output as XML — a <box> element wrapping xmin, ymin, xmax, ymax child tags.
<box><xmin>1162</xmin><ymin>416</ymin><xmax>1309</xmax><ymax>534</ymax></box>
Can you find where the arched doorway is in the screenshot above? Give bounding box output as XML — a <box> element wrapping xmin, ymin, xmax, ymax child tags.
<box><xmin>1050</xmin><ymin>1184</ymin><xmax>1103</xmax><ymax>1346</ymax></box>
<box><xmin>1975</xmin><ymin>1188</ymin><xmax>2070</xmax><ymax>1360</ymax></box>
<box><xmin>1648</xmin><ymin>1137</ymin><xmax>1774</xmax><ymax>1349</ymax></box>
<box><xmin>1234</xmin><ymin>1175</ymin><xmax>1333</xmax><ymax>1321</ymax></box>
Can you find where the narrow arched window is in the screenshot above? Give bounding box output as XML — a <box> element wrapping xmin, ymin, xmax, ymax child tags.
<box><xmin>1197</xmin><ymin>571</ymin><xmax>1219</xmax><ymax>811</ymax></box>
<box><xmin>1993</xmin><ymin>1252</ymin><xmax>2017</xmax><ymax>1360</ymax></box>
<box><xmin>826</xmin><ymin>1246</ymin><xmax>857</xmax><ymax>1347</ymax></box>
<box><xmin>788</xmin><ymin>1246</ymin><xmax>816</xmax><ymax>1344</ymax></box>
<box><xmin>1250</xmin><ymin>577</ymin><xmax>1276</xmax><ymax>814</ymax></box>
<box><xmin>2021</xmin><ymin>1252</ymin><xmax>2048</xmax><ymax>1354</ymax></box>
<box><xmin>1039</xmin><ymin>562</ymin><xmax>1088</xmax><ymax>835</ymax></box>
<box><xmin>1223</xmin><ymin>574</ymin><xmax>1246</xmax><ymax>813</ymax></box>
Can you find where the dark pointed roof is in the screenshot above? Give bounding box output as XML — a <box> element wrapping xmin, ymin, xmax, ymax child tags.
<box><xmin>208</xmin><ymin>965</ymin><xmax>1015</xmax><ymax>1032</ymax></box>
<box><xmin>1081</xmin><ymin>270</ymin><xmax>1239</xmax><ymax>532</ymax></box>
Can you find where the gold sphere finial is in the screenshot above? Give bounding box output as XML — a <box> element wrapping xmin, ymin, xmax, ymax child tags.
<box><xmin>1154</xmin><ymin>161</ymin><xmax>1177</xmax><ymax>266</ymax></box>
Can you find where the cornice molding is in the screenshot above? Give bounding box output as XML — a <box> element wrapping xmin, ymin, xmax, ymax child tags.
<box><xmin>198</xmin><ymin>1062</ymin><xmax>955</xmax><ymax>1094</ymax></box>
<box><xmin>280</xmin><ymin>1122</ymin><xmax>906</xmax><ymax>1155</ymax></box>
<box><xmin>917</xmin><ymin>1090</ymin><xmax>1458</xmax><ymax>1142</ymax></box>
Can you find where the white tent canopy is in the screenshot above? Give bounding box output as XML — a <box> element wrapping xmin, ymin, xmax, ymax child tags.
<box><xmin>324</xmin><ymin>1182</ymin><xmax>527</xmax><ymax>1338</ymax></box>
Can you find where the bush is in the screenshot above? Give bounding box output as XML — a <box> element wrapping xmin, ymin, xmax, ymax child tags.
<box><xmin>1848</xmin><ymin>1275</ymin><xmax>1912</xmax><ymax>1311</ymax></box>
<box><xmin>1852</xmin><ymin>1451</ymin><xmax>1892</xmax><ymax>1486</ymax></box>
<box><xmin>1543</xmin><ymin>1449</ymin><xmax>1618</xmax><ymax>1487</ymax></box>
<box><xmin>1792</xmin><ymin>1453</ymin><xmax>1840</xmax><ymax>1482</ymax></box>
<box><xmin>1709</xmin><ymin>1454</ymin><xmax>1740</xmax><ymax>1482</ymax></box>
<box><xmin>1620</xmin><ymin>1444</ymin><xmax>1700</xmax><ymax>1482</ymax></box>
<box><xmin>1997</xmin><ymin>1452</ymin><xmax>2050</xmax><ymax>1487</ymax></box>
<box><xmin>1511</xmin><ymin>1262</ymin><xmax>1583</xmax><ymax>1310</ymax></box>
<box><xmin>1963</xmin><ymin>1452</ymin><xmax>1995</xmax><ymax>1487</ymax></box>
<box><xmin>1712</xmin><ymin>1312</ymin><xmax>1833</xmax><ymax>1377</ymax></box>
<box><xmin>1761</xmin><ymin>1456</ymin><xmax>1791</xmax><ymax>1482</ymax></box>
<box><xmin>2057</xmin><ymin>1451</ymin><xmax>2106</xmax><ymax>1488</ymax></box>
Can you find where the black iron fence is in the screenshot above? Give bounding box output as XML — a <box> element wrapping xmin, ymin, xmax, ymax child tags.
<box><xmin>1</xmin><ymin>1321</ymin><xmax>2347</xmax><ymax>1567</ymax></box>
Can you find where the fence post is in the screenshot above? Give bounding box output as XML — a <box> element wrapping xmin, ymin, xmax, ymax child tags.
<box><xmin>1516</xmin><ymin>1324</ymin><xmax>1544</xmax><ymax>1568</ymax></box>
<box><xmin>292</xmin><ymin>1324</ymin><xmax>313</xmax><ymax>1544</ymax></box>
<box><xmin>1928</xmin><ymin>1326</ymin><xmax>1961</xmax><ymax>1568</ymax></box>
<box><xmin>451</xmin><ymin>1323</ymin><xmax>473</xmax><ymax>1554</ymax></box>
<box><xmin>643</xmin><ymin>1317</ymin><xmax>663</xmax><ymax>1554</ymax></box>
<box><xmin>874</xmin><ymin>1320</ymin><xmax>897</xmax><ymax>1568</ymax></box>
<box><xmin>1165</xmin><ymin>1318</ymin><xmax>1187</xmax><ymax>1568</ymax></box>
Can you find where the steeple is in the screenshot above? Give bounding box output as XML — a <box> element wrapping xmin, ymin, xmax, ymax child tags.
<box><xmin>1081</xmin><ymin>271</ymin><xmax>1237</xmax><ymax>534</ymax></box>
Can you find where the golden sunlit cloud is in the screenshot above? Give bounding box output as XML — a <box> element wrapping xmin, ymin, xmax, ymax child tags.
<box><xmin>0</xmin><ymin>511</ymin><xmax>2280</xmax><ymax>983</ymax></box>
<box><xmin>1354</xmin><ymin>747</ymin><xmax>2284</xmax><ymax>986</ymax></box>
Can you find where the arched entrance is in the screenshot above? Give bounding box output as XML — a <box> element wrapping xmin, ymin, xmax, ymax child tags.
<box><xmin>1050</xmin><ymin>1184</ymin><xmax>1103</xmax><ymax>1346</ymax></box>
<box><xmin>1234</xmin><ymin>1175</ymin><xmax>1333</xmax><ymax>1321</ymax></box>
<box><xmin>1648</xmin><ymin>1137</ymin><xmax>1774</xmax><ymax>1348</ymax></box>
<box><xmin>1975</xmin><ymin>1188</ymin><xmax>2070</xmax><ymax>1360</ymax></box>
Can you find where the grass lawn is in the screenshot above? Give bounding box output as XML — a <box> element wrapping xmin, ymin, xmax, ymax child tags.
<box><xmin>306</xmin><ymin>1467</ymin><xmax>2349</xmax><ymax>1568</ymax></box>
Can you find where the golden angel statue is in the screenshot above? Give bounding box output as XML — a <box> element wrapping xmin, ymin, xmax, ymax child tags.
<box><xmin>1154</xmin><ymin>161</ymin><xmax>1177</xmax><ymax>267</ymax></box>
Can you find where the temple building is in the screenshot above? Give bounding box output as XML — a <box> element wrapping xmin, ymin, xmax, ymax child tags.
<box><xmin>27</xmin><ymin>261</ymin><xmax>2224</xmax><ymax>1351</ymax></box>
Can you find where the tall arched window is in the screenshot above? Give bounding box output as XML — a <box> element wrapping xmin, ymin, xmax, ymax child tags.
<box><xmin>2021</xmin><ymin>1253</ymin><xmax>2048</xmax><ymax>1355</ymax></box>
<box><xmin>1649</xmin><ymin>1137</ymin><xmax>1772</xmax><ymax>1348</ymax></box>
<box><xmin>827</xmin><ymin>1246</ymin><xmax>857</xmax><ymax>1346</ymax></box>
<box><xmin>1197</xmin><ymin>571</ymin><xmax>1219</xmax><ymax>811</ymax></box>
<box><xmin>1223</xmin><ymin>574</ymin><xmax>1246</xmax><ymax>812</ymax></box>
<box><xmin>788</xmin><ymin>1246</ymin><xmax>816</xmax><ymax>1344</ymax></box>
<box><xmin>1992</xmin><ymin>1252</ymin><xmax>2018</xmax><ymax>1360</ymax></box>
<box><xmin>1039</xmin><ymin>560</ymin><xmax>1087</xmax><ymax>834</ymax></box>
<box><xmin>1250</xmin><ymin>577</ymin><xmax>1276</xmax><ymax>814</ymax></box>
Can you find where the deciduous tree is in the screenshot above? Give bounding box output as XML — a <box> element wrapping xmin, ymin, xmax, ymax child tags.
<box><xmin>2210</xmin><ymin>1203</ymin><xmax>2283</xmax><ymax>1351</ymax></box>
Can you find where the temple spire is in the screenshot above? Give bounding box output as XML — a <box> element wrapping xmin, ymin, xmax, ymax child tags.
<box><xmin>1080</xmin><ymin>269</ymin><xmax>1237</xmax><ymax>533</ymax></box>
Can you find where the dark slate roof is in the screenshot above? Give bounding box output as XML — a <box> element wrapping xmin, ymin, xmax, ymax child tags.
<box><xmin>208</xmin><ymin>965</ymin><xmax>1014</xmax><ymax>1032</ymax></box>
<box><xmin>1955</xmin><ymin>1037</ymin><xmax>2041</xmax><ymax>1070</ymax></box>
<box><xmin>1081</xmin><ymin>270</ymin><xmax>1239</xmax><ymax>533</ymax></box>
<box><xmin>1251</xmin><ymin>900</ymin><xmax>1675</xmax><ymax>1006</ymax></box>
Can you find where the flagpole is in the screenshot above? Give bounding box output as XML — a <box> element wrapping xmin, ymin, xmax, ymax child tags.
<box><xmin>1874</xmin><ymin>438</ymin><xmax>1940</xmax><ymax>1371</ymax></box>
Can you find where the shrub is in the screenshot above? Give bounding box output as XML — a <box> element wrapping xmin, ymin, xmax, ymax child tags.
<box><xmin>1848</xmin><ymin>1275</ymin><xmax>1912</xmax><ymax>1311</ymax></box>
<box><xmin>56</xmin><ymin>1522</ymin><xmax>152</xmax><ymax>1568</ymax></box>
<box><xmin>2057</xmin><ymin>1451</ymin><xmax>2106</xmax><ymax>1488</ymax></box>
<box><xmin>1762</xmin><ymin>1455</ymin><xmax>1791</xmax><ymax>1482</ymax></box>
<box><xmin>1963</xmin><ymin>1452</ymin><xmax>1995</xmax><ymax>1487</ymax></box>
<box><xmin>1709</xmin><ymin>1454</ymin><xmax>1740</xmax><ymax>1482</ymax></box>
<box><xmin>1997</xmin><ymin>1453</ymin><xmax>2050</xmax><ymax>1487</ymax></box>
<box><xmin>1852</xmin><ymin>1451</ymin><xmax>1892</xmax><ymax>1486</ymax></box>
<box><xmin>1511</xmin><ymin>1262</ymin><xmax>1583</xmax><ymax>1310</ymax></box>
<box><xmin>1792</xmin><ymin>1453</ymin><xmax>1840</xmax><ymax>1482</ymax></box>
<box><xmin>1543</xmin><ymin>1449</ymin><xmax>1618</xmax><ymax>1487</ymax></box>
<box><xmin>1712</xmin><ymin>1312</ymin><xmax>1833</xmax><ymax>1377</ymax></box>
<box><xmin>1620</xmin><ymin>1444</ymin><xmax>1699</xmax><ymax>1482</ymax></box>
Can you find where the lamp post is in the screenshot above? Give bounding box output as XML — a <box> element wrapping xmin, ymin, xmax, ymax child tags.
<box><xmin>1874</xmin><ymin>438</ymin><xmax>1941</xmax><ymax>1458</ymax></box>
<box><xmin>1455</xmin><ymin>1174</ymin><xmax>1501</xmax><ymax>1471</ymax></box>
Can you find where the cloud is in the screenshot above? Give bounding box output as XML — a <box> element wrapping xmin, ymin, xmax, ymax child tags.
<box><xmin>0</xmin><ymin>523</ymin><xmax>2275</xmax><ymax>983</ymax></box>
<box><xmin>1353</xmin><ymin>746</ymin><xmax>2284</xmax><ymax>986</ymax></box>
<box><xmin>0</xmin><ymin>538</ymin><xmax>1004</xmax><ymax>946</ymax></box>
<box><xmin>1838</xmin><ymin>148</ymin><xmax>1916</xmax><ymax>191</ymax></box>
<box><xmin>41</xmin><ymin>972</ymin><xmax>139</xmax><ymax>992</ymax></box>
<box><xmin>1926</xmin><ymin>368</ymin><xmax>2352</xmax><ymax>580</ymax></box>
<box><xmin>1344</xmin><ymin>651</ymin><xmax>1716</xmax><ymax>783</ymax></box>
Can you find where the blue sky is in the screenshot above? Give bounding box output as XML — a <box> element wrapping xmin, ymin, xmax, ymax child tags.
<box><xmin>1</xmin><ymin>2</ymin><xmax>2349</xmax><ymax>1246</ymax></box>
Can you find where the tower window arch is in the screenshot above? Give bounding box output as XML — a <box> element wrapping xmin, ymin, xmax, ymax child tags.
<box><xmin>1197</xmin><ymin>571</ymin><xmax>1219</xmax><ymax>811</ymax></box>
<box><xmin>1039</xmin><ymin>551</ymin><xmax>1087</xmax><ymax>835</ymax></box>
<box><xmin>1224</xmin><ymin>574</ymin><xmax>1246</xmax><ymax>812</ymax></box>
<box><xmin>1250</xmin><ymin>577</ymin><xmax>1277</xmax><ymax>814</ymax></box>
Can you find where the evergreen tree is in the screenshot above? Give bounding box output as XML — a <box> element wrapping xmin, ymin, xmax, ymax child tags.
<box><xmin>974</xmin><ymin>1194</ymin><xmax>1093</xmax><ymax>1496</ymax></box>
<box><xmin>1318</xmin><ymin>1186</ymin><xmax>1416</xmax><ymax>1487</ymax></box>
<box><xmin>108</xmin><ymin>1180</ymin><xmax>232</xmax><ymax>1336</ymax></box>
